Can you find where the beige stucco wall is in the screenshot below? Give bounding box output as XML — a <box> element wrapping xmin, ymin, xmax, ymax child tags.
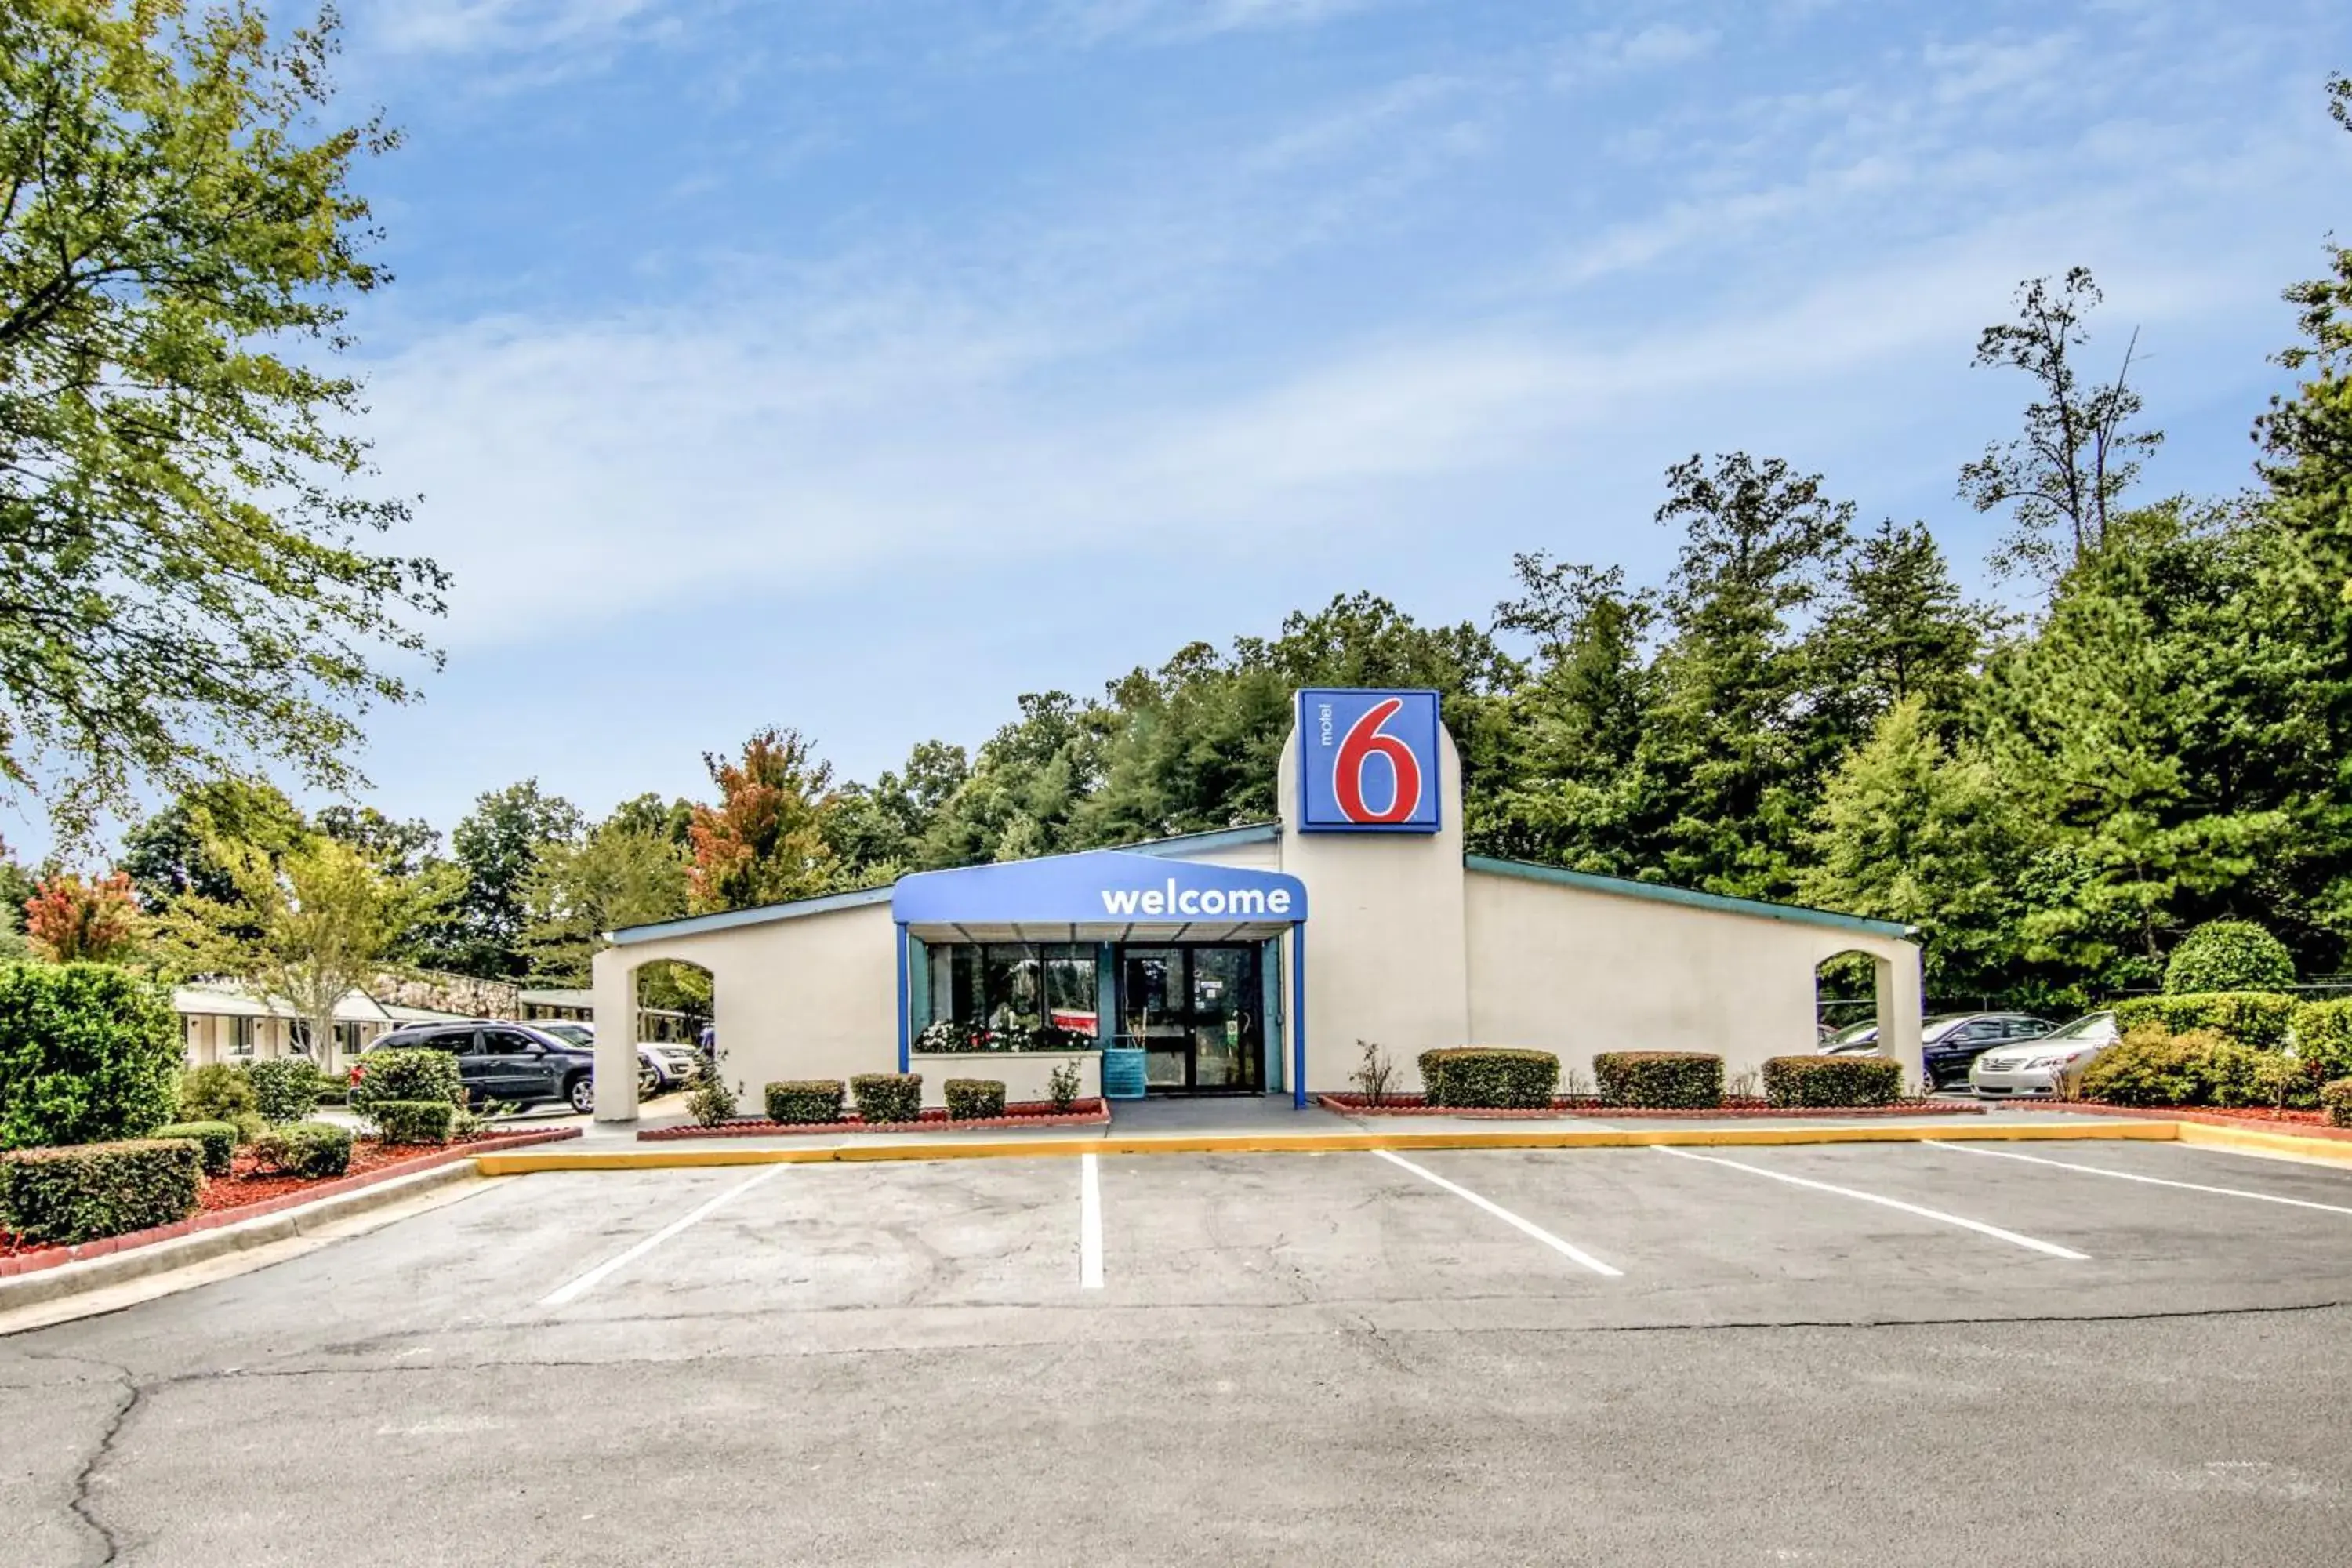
<box><xmin>907</xmin><ymin>1050</ymin><xmax>1101</xmax><ymax>1107</ymax></box>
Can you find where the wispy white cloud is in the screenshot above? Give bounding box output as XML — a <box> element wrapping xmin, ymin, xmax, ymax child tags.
<box><xmin>1553</xmin><ymin>21</ymin><xmax>1719</xmax><ymax>87</ymax></box>
<box><xmin>361</xmin><ymin>0</ymin><xmax>679</xmax><ymax>56</ymax></box>
<box><xmin>1051</xmin><ymin>0</ymin><xmax>1389</xmax><ymax>46</ymax></box>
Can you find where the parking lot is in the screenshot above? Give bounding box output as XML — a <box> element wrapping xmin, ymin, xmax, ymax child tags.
<box><xmin>5</xmin><ymin>1137</ymin><xmax>2352</xmax><ymax>1566</ymax></box>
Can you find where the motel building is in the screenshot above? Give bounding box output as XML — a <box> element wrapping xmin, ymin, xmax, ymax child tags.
<box><xmin>587</xmin><ymin>690</ymin><xmax>1925</xmax><ymax>1120</ymax></box>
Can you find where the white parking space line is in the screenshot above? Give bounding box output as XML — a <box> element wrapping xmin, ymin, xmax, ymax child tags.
<box><xmin>1926</xmin><ymin>1140</ymin><xmax>2352</xmax><ymax>1216</ymax></box>
<box><xmin>1372</xmin><ymin>1149</ymin><xmax>1623</xmax><ymax>1278</ymax></box>
<box><xmin>1080</xmin><ymin>1153</ymin><xmax>1105</xmax><ymax>1290</ymax></box>
<box><xmin>1652</xmin><ymin>1145</ymin><xmax>2089</xmax><ymax>1261</ymax></box>
<box><xmin>539</xmin><ymin>1166</ymin><xmax>788</xmax><ymax>1308</ymax></box>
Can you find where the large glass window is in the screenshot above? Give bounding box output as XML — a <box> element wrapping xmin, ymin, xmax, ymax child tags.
<box><xmin>921</xmin><ymin>942</ymin><xmax>1098</xmax><ymax>1049</ymax></box>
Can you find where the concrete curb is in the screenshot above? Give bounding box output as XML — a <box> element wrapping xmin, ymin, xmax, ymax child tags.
<box><xmin>473</xmin><ymin>1119</ymin><xmax>2184</xmax><ymax>1172</ymax></box>
<box><xmin>2174</xmin><ymin>1120</ymin><xmax>2352</xmax><ymax>1164</ymax></box>
<box><xmin>0</xmin><ymin>1161</ymin><xmax>483</xmax><ymax>1314</ymax></box>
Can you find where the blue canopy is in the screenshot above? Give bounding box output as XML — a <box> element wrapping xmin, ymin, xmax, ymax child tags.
<box><xmin>892</xmin><ymin>850</ymin><xmax>1307</xmax><ymax>939</ymax></box>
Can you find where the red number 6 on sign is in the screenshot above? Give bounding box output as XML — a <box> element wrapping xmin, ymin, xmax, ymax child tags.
<box><xmin>1332</xmin><ymin>697</ymin><xmax>1424</xmax><ymax>824</ymax></box>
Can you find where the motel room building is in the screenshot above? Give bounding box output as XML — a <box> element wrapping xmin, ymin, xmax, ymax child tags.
<box><xmin>588</xmin><ymin>690</ymin><xmax>1924</xmax><ymax>1120</ymax></box>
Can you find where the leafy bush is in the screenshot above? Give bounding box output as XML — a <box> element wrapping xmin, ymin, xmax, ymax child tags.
<box><xmin>1762</xmin><ymin>1055</ymin><xmax>1904</xmax><ymax>1108</ymax></box>
<box><xmin>1593</xmin><ymin>1051</ymin><xmax>1724</xmax><ymax>1110</ymax></box>
<box><xmin>944</xmin><ymin>1079</ymin><xmax>1007</xmax><ymax>1120</ymax></box>
<box><xmin>229</xmin><ymin>1110</ymin><xmax>266</xmax><ymax>1145</ymax></box>
<box><xmin>687</xmin><ymin>1071</ymin><xmax>739</xmax><ymax>1127</ymax></box>
<box><xmin>348</xmin><ymin>1047</ymin><xmax>465</xmax><ymax>1114</ymax></box>
<box><xmin>150</xmin><ymin>1120</ymin><xmax>237</xmax><ymax>1176</ymax></box>
<box><xmin>2113</xmin><ymin>992</ymin><xmax>2296</xmax><ymax>1051</ymax></box>
<box><xmin>369</xmin><ymin>1100</ymin><xmax>457</xmax><ymax>1145</ymax></box>
<box><xmin>1417</xmin><ymin>1048</ymin><xmax>1559</xmax><ymax>1109</ymax></box>
<box><xmin>0</xmin><ymin>962</ymin><xmax>180</xmax><ymax>1151</ymax></box>
<box><xmin>764</xmin><ymin>1080</ymin><xmax>844</xmax><ymax>1124</ymax></box>
<box><xmin>1352</xmin><ymin>1040</ymin><xmax>1397</xmax><ymax>1106</ymax></box>
<box><xmin>249</xmin><ymin>1121</ymin><xmax>352</xmax><ymax>1179</ymax></box>
<box><xmin>851</xmin><ymin>1073</ymin><xmax>923</xmax><ymax>1124</ymax></box>
<box><xmin>2079</xmin><ymin>1025</ymin><xmax>2223</xmax><ymax>1106</ymax></box>
<box><xmin>178</xmin><ymin>1062</ymin><xmax>261</xmax><ymax>1126</ymax></box>
<box><xmin>1046</xmin><ymin>1059</ymin><xmax>1082</xmax><ymax>1112</ymax></box>
<box><xmin>0</xmin><ymin>1138</ymin><xmax>202</xmax><ymax>1243</ymax></box>
<box><xmin>245</xmin><ymin>1057</ymin><xmax>322</xmax><ymax>1123</ymax></box>
<box><xmin>2292</xmin><ymin>999</ymin><xmax>2352</xmax><ymax>1082</ymax></box>
<box><xmin>2323</xmin><ymin>1078</ymin><xmax>2352</xmax><ymax>1130</ymax></box>
<box><xmin>2163</xmin><ymin>920</ymin><xmax>2294</xmax><ymax>995</ymax></box>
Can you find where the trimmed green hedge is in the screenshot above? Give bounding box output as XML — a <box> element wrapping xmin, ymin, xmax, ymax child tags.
<box><xmin>178</xmin><ymin>1063</ymin><xmax>260</xmax><ymax>1127</ymax></box>
<box><xmin>370</xmin><ymin>1100</ymin><xmax>457</xmax><ymax>1145</ymax></box>
<box><xmin>944</xmin><ymin>1079</ymin><xmax>1007</xmax><ymax>1120</ymax></box>
<box><xmin>2079</xmin><ymin>1027</ymin><xmax>2223</xmax><ymax>1106</ymax></box>
<box><xmin>1761</xmin><ymin>1055</ymin><xmax>1904</xmax><ymax>1108</ymax></box>
<box><xmin>245</xmin><ymin>1058</ymin><xmax>322</xmax><ymax>1123</ymax></box>
<box><xmin>2163</xmin><ymin>920</ymin><xmax>2294</xmax><ymax>995</ymax></box>
<box><xmin>1417</xmin><ymin>1048</ymin><xmax>1559</xmax><ymax>1109</ymax></box>
<box><xmin>1594</xmin><ymin>1051</ymin><xmax>1724</xmax><ymax>1109</ymax></box>
<box><xmin>151</xmin><ymin>1120</ymin><xmax>237</xmax><ymax>1176</ymax></box>
<box><xmin>0</xmin><ymin>962</ymin><xmax>180</xmax><ymax>1152</ymax></box>
<box><xmin>2112</xmin><ymin>992</ymin><xmax>2296</xmax><ymax>1051</ymax></box>
<box><xmin>349</xmin><ymin>1048</ymin><xmax>466</xmax><ymax>1114</ymax></box>
<box><xmin>2293</xmin><ymin>1000</ymin><xmax>2352</xmax><ymax>1082</ymax></box>
<box><xmin>0</xmin><ymin>1138</ymin><xmax>202</xmax><ymax>1243</ymax></box>
<box><xmin>851</xmin><ymin>1073</ymin><xmax>922</xmax><ymax>1124</ymax></box>
<box><xmin>764</xmin><ymin>1080</ymin><xmax>844</xmax><ymax>1124</ymax></box>
<box><xmin>250</xmin><ymin>1121</ymin><xmax>352</xmax><ymax>1179</ymax></box>
<box><xmin>2323</xmin><ymin>1078</ymin><xmax>2352</xmax><ymax>1130</ymax></box>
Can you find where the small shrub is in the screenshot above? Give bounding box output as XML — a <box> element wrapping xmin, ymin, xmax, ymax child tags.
<box><xmin>349</xmin><ymin>1047</ymin><xmax>466</xmax><ymax>1114</ymax></box>
<box><xmin>2322</xmin><ymin>1077</ymin><xmax>2352</xmax><ymax>1130</ymax></box>
<box><xmin>249</xmin><ymin>1121</ymin><xmax>352</xmax><ymax>1179</ymax></box>
<box><xmin>0</xmin><ymin>1139</ymin><xmax>202</xmax><ymax>1243</ymax></box>
<box><xmin>944</xmin><ymin>1079</ymin><xmax>1007</xmax><ymax>1120</ymax></box>
<box><xmin>178</xmin><ymin>1062</ymin><xmax>261</xmax><ymax>1125</ymax></box>
<box><xmin>2292</xmin><ymin>999</ymin><xmax>2352</xmax><ymax>1082</ymax></box>
<box><xmin>1418</xmin><ymin>1048</ymin><xmax>1559</xmax><ymax>1109</ymax></box>
<box><xmin>0</xmin><ymin>962</ymin><xmax>181</xmax><ymax>1151</ymax></box>
<box><xmin>687</xmin><ymin>1071</ymin><xmax>739</xmax><ymax>1127</ymax></box>
<box><xmin>851</xmin><ymin>1073</ymin><xmax>923</xmax><ymax>1124</ymax></box>
<box><xmin>245</xmin><ymin>1057</ymin><xmax>322</xmax><ymax>1123</ymax></box>
<box><xmin>2163</xmin><ymin>920</ymin><xmax>2294</xmax><ymax>995</ymax></box>
<box><xmin>1351</xmin><ymin>1040</ymin><xmax>1396</xmax><ymax>1106</ymax></box>
<box><xmin>1593</xmin><ymin>1051</ymin><xmax>1724</xmax><ymax>1110</ymax></box>
<box><xmin>2078</xmin><ymin>1025</ymin><xmax>2222</xmax><ymax>1106</ymax></box>
<box><xmin>2113</xmin><ymin>993</ymin><xmax>2296</xmax><ymax>1051</ymax></box>
<box><xmin>369</xmin><ymin>1100</ymin><xmax>458</xmax><ymax>1145</ymax></box>
<box><xmin>764</xmin><ymin>1080</ymin><xmax>844</xmax><ymax>1125</ymax></box>
<box><xmin>1046</xmin><ymin>1059</ymin><xmax>1082</xmax><ymax>1112</ymax></box>
<box><xmin>1762</xmin><ymin>1055</ymin><xmax>1904</xmax><ymax>1109</ymax></box>
<box><xmin>150</xmin><ymin>1120</ymin><xmax>237</xmax><ymax>1176</ymax></box>
<box><xmin>229</xmin><ymin>1110</ymin><xmax>266</xmax><ymax>1145</ymax></box>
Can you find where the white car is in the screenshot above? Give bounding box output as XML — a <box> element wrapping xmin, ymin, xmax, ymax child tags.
<box><xmin>535</xmin><ymin>1020</ymin><xmax>701</xmax><ymax>1095</ymax></box>
<box><xmin>1969</xmin><ymin>1011</ymin><xmax>2121</xmax><ymax>1098</ymax></box>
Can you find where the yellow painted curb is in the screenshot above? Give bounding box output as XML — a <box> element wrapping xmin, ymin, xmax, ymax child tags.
<box><xmin>2173</xmin><ymin>1120</ymin><xmax>2352</xmax><ymax>1165</ymax></box>
<box><xmin>471</xmin><ymin>1118</ymin><xmax>2179</xmax><ymax>1174</ymax></box>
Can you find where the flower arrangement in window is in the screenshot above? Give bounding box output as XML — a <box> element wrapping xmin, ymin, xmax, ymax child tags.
<box><xmin>913</xmin><ymin>1018</ymin><xmax>1097</xmax><ymax>1053</ymax></box>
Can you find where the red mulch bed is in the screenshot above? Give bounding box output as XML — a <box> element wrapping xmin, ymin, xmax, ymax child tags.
<box><xmin>1315</xmin><ymin>1093</ymin><xmax>1985</xmax><ymax>1119</ymax></box>
<box><xmin>0</xmin><ymin>1124</ymin><xmax>581</xmax><ymax>1278</ymax></box>
<box><xmin>2020</xmin><ymin>1102</ymin><xmax>2352</xmax><ymax>1142</ymax></box>
<box><xmin>641</xmin><ymin>1098</ymin><xmax>1110</xmax><ymax>1140</ymax></box>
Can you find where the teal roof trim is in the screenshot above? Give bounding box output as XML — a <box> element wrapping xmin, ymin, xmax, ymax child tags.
<box><xmin>607</xmin><ymin>884</ymin><xmax>893</xmax><ymax>945</ymax></box>
<box><xmin>1463</xmin><ymin>855</ymin><xmax>1917</xmax><ymax>941</ymax></box>
<box><xmin>1117</xmin><ymin>822</ymin><xmax>1281</xmax><ymax>858</ymax></box>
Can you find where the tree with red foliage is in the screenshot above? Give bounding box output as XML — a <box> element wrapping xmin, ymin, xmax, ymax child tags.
<box><xmin>688</xmin><ymin>728</ymin><xmax>839</xmax><ymax>913</ymax></box>
<box><xmin>24</xmin><ymin>872</ymin><xmax>143</xmax><ymax>964</ymax></box>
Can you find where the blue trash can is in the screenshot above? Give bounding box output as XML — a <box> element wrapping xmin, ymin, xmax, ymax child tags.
<box><xmin>1101</xmin><ymin>1044</ymin><xmax>1148</xmax><ymax>1100</ymax></box>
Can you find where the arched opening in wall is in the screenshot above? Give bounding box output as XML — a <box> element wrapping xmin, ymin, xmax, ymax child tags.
<box><xmin>1816</xmin><ymin>950</ymin><xmax>1884</xmax><ymax>1058</ymax></box>
<box><xmin>635</xmin><ymin>960</ymin><xmax>716</xmax><ymax>1105</ymax></box>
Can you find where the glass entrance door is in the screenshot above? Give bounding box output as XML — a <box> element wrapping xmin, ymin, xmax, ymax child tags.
<box><xmin>1118</xmin><ymin>944</ymin><xmax>1263</xmax><ymax>1094</ymax></box>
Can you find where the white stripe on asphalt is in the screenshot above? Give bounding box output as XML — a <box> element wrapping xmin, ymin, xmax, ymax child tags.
<box><xmin>1080</xmin><ymin>1152</ymin><xmax>1105</xmax><ymax>1290</ymax></box>
<box><xmin>1372</xmin><ymin>1149</ymin><xmax>1623</xmax><ymax>1278</ymax></box>
<box><xmin>1652</xmin><ymin>1145</ymin><xmax>2089</xmax><ymax>1260</ymax></box>
<box><xmin>539</xmin><ymin>1165</ymin><xmax>788</xmax><ymax>1307</ymax></box>
<box><xmin>1926</xmin><ymin>1139</ymin><xmax>2352</xmax><ymax>1216</ymax></box>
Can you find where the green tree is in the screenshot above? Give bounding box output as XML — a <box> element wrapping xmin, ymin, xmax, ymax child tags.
<box><xmin>314</xmin><ymin>805</ymin><xmax>440</xmax><ymax>879</ymax></box>
<box><xmin>688</xmin><ymin>728</ymin><xmax>837</xmax><ymax>912</ymax></box>
<box><xmin>1809</xmin><ymin>520</ymin><xmax>1985</xmax><ymax>735</ymax></box>
<box><xmin>436</xmin><ymin>780</ymin><xmax>583</xmax><ymax>978</ymax></box>
<box><xmin>0</xmin><ymin>2</ymin><xmax>443</xmax><ymax>840</ymax></box>
<box><xmin>119</xmin><ymin>779</ymin><xmax>308</xmax><ymax>912</ymax></box>
<box><xmin>521</xmin><ymin>800</ymin><xmax>691</xmax><ymax>982</ymax></box>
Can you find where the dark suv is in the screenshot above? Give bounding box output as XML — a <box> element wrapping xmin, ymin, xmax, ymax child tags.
<box><xmin>366</xmin><ymin>1020</ymin><xmax>600</xmax><ymax>1115</ymax></box>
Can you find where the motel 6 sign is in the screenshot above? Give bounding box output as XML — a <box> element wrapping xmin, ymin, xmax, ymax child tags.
<box><xmin>1296</xmin><ymin>688</ymin><xmax>1443</xmax><ymax>833</ymax></box>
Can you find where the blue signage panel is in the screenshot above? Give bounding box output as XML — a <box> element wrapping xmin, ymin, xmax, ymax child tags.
<box><xmin>893</xmin><ymin>850</ymin><xmax>1307</xmax><ymax>926</ymax></box>
<box><xmin>1296</xmin><ymin>688</ymin><xmax>1442</xmax><ymax>833</ymax></box>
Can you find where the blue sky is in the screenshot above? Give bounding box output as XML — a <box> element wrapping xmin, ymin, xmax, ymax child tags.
<box><xmin>14</xmin><ymin>0</ymin><xmax>2352</xmax><ymax>859</ymax></box>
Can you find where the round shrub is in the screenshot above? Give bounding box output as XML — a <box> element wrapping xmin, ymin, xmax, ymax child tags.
<box><xmin>0</xmin><ymin>1138</ymin><xmax>202</xmax><ymax>1244</ymax></box>
<box><xmin>0</xmin><ymin>962</ymin><xmax>180</xmax><ymax>1151</ymax></box>
<box><xmin>178</xmin><ymin>1062</ymin><xmax>261</xmax><ymax>1126</ymax></box>
<box><xmin>245</xmin><ymin>1057</ymin><xmax>322</xmax><ymax>1123</ymax></box>
<box><xmin>150</xmin><ymin>1120</ymin><xmax>238</xmax><ymax>1176</ymax></box>
<box><xmin>850</xmin><ymin>1073</ymin><xmax>922</xmax><ymax>1124</ymax></box>
<box><xmin>2292</xmin><ymin>999</ymin><xmax>2352</xmax><ymax>1081</ymax></box>
<box><xmin>249</xmin><ymin>1121</ymin><xmax>352</xmax><ymax>1179</ymax></box>
<box><xmin>2113</xmin><ymin>992</ymin><xmax>2296</xmax><ymax>1051</ymax></box>
<box><xmin>1418</xmin><ymin>1048</ymin><xmax>1559</xmax><ymax>1109</ymax></box>
<box><xmin>2163</xmin><ymin>920</ymin><xmax>2294</xmax><ymax>995</ymax></box>
<box><xmin>2078</xmin><ymin>1025</ymin><xmax>2221</xmax><ymax>1106</ymax></box>
<box><xmin>764</xmin><ymin>1080</ymin><xmax>844</xmax><ymax>1124</ymax></box>
<box><xmin>944</xmin><ymin>1079</ymin><xmax>1007</xmax><ymax>1120</ymax></box>
<box><xmin>2322</xmin><ymin>1078</ymin><xmax>2352</xmax><ymax>1130</ymax></box>
<box><xmin>349</xmin><ymin>1047</ymin><xmax>465</xmax><ymax>1115</ymax></box>
<box><xmin>368</xmin><ymin>1100</ymin><xmax>457</xmax><ymax>1145</ymax></box>
<box><xmin>1762</xmin><ymin>1055</ymin><xmax>1904</xmax><ymax>1108</ymax></box>
<box><xmin>1593</xmin><ymin>1051</ymin><xmax>1724</xmax><ymax>1110</ymax></box>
